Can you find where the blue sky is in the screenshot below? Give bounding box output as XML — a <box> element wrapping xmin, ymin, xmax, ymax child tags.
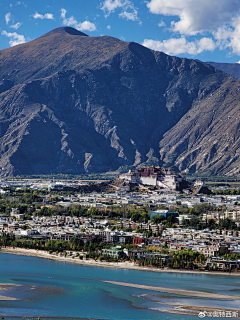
<box><xmin>1</xmin><ymin>0</ymin><xmax>240</xmax><ymax>63</ymax></box>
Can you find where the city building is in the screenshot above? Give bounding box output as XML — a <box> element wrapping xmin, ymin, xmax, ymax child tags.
<box><xmin>150</xmin><ymin>210</ymin><xmax>179</xmax><ymax>220</ymax></box>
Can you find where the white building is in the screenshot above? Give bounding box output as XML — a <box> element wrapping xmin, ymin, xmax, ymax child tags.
<box><xmin>120</xmin><ymin>167</ymin><xmax>188</xmax><ymax>190</ymax></box>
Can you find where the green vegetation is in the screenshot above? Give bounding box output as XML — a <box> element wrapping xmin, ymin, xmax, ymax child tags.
<box><xmin>182</xmin><ymin>217</ymin><xmax>238</xmax><ymax>231</ymax></box>
<box><xmin>151</xmin><ymin>214</ymin><xmax>175</xmax><ymax>228</ymax></box>
<box><xmin>213</xmin><ymin>188</ymin><xmax>240</xmax><ymax>195</ymax></box>
<box><xmin>12</xmin><ymin>172</ymin><xmax>118</xmax><ymax>180</ymax></box>
<box><xmin>2</xmin><ymin>232</ymin><xmax>240</xmax><ymax>272</ymax></box>
<box><xmin>0</xmin><ymin>233</ymin><xmax>100</xmax><ymax>252</ymax></box>
<box><xmin>138</xmin><ymin>250</ymin><xmax>205</xmax><ymax>269</ymax></box>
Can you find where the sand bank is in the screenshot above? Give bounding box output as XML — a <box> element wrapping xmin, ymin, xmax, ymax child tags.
<box><xmin>150</xmin><ymin>304</ymin><xmax>240</xmax><ymax>316</ymax></box>
<box><xmin>137</xmin><ymin>294</ymin><xmax>240</xmax><ymax>316</ymax></box>
<box><xmin>102</xmin><ymin>280</ymin><xmax>240</xmax><ymax>299</ymax></box>
<box><xmin>0</xmin><ymin>283</ymin><xmax>20</xmax><ymax>301</ymax></box>
<box><xmin>0</xmin><ymin>295</ymin><xmax>19</xmax><ymax>301</ymax></box>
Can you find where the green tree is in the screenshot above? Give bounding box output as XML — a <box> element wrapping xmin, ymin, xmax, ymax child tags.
<box><xmin>207</xmin><ymin>219</ymin><xmax>217</xmax><ymax>230</ymax></box>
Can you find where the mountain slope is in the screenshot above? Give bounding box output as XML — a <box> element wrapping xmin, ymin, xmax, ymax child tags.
<box><xmin>207</xmin><ymin>61</ymin><xmax>240</xmax><ymax>79</ymax></box>
<box><xmin>0</xmin><ymin>27</ymin><xmax>239</xmax><ymax>176</ymax></box>
<box><xmin>159</xmin><ymin>78</ymin><xmax>240</xmax><ymax>176</ymax></box>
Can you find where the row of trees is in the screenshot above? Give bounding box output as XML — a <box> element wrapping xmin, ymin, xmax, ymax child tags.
<box><xmin>182</xmin><ymin>217</ymin><xmax>238</xmax><ymax>230</ymax></box>
<box><xmin>138</xmin><ymin>250</ymin><xmax>205</xmax><ymax>269</ymax></box>
<box><xmin>0</xmin><ymin>233</ymin><xmax>106</xmax><ymax>253</ymax></box>
<box><xmin>2</xmin><ymin>233</ymin><xmax>240</xmax><ymax>272</ymax></box>
<box><xmin>213</xmin><ymin>188</ymin><xmax>240</xmax><ymax>195</ymax></box>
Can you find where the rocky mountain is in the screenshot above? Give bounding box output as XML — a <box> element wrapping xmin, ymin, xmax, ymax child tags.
<box><xmin>207</xmin><ymin>61</ymin><xmax>240</xmax><ymax>79</ymax></box>
<box><xmin>0</xmin><ymin>27</ymin><xmax>240</xmax><ymax>177</ymax></box>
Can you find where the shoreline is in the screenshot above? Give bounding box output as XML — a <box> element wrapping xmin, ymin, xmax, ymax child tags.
<box><xmin>1</xmin><ymin>247</ymin><xmax>240</xmax><ymax>277</ymax></box>
<box><xmin>1</xmin><ymin>248</ymin><xmax>240</xmax><ymax>317</ymax></box>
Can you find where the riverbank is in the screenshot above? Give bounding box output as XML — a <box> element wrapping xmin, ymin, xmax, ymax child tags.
<box><xmin>1</xmin><ymin>250</ymin><xmax>240</xmax><ymax>318</ymax></box>
<box><xmin>1</xmin><ymin>247</ymin><xmax>240</xmax><ymax>277</ymax></box>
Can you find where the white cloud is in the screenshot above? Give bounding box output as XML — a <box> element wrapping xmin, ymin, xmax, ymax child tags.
<box><xmin>142</xmin><ymin>36</ymin><xmax>216</xmax><ymax>55</ymax></box>
<box><xmin>197</xmin><ymin>37</ymin><xmax>216</xmax><ymax>53</ymax></box>
<box><xmin>101</xmin><ymin>0</ymin><xmax>140</xmax><ymax>22</ymax></box>
<box><xmin>33</xmin><ymin>12</ymin><xmax>54</xmax><ymax>20</ymax></box>
<box><xmin>213</xmin><ymin>25</ymin><xmax>232</xmax><ymax>50</ymax></box>
<box><xmin>107</xmin><ymin>25</ymin><xmax>111</xmax><ymax>30</ymax></box>
<box><xmin>101</xmin><ymin>0</ymin><xmax>126</xmax><ymax>16</ymax></box>
<box><xmin>60</xmin><ymin>8</ymin><xmax>96</xmax><ymax>32</ymax></box>
<box><xmin>78</xmin><ymin>21</ymin><xmax>96</xmax><ymax>32</ymax></box>
<box><xmin>5</xmin><ymin>12</ymin><xmax>22</xmax><ymax>30</ymax></box>
<box><xmin>61</xmin><ymin>8</ymin><xmax>67</xmax><ymax>19</ymax></box>
<box><xmin>5</xmin><ymin>12</ymin><xmax>11</xmax><ymax>25</ymax></box>
<box><xmin>158</xmin><ymin>20</ymin><xmax>165</xmax><ymax>27</ymax></box>
<box><xmin>1</xmin><ymin>30</ymin><xmax>26</xmax><ymax>47</ymax></box>
<box><xmin>119</xmin><ymin>9</ymin><xmax>138</xmax><ymax>21</ymax></box>
<box><xmin>145</xmin><ymin>0</ymin><xmax>240</xmax><ymax>56</ymax></box>
<box><xmin>146</xmin><ymin>0</ymin><xmax>240</xmax><ymax>36</ymax></box>
<box><xmin>10</xmin><ymin>22</ymin><xmax>22</xmax><ymax>30</ymax></box>
<box><xmin>212</xmin><ymin>16</ymin><xmax>240</xmax><ymax>55</ymax></box>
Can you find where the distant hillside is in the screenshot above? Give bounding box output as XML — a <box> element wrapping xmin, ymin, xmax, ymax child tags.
<box><xmin>207</xmin><ymin>61</ymin><xmax>240</xmax><ymax>79</ymax></box>
<box><xmin>0</xmin><ymin>27</ymin><xmax>240</xmax><ymax>177</ymax></box>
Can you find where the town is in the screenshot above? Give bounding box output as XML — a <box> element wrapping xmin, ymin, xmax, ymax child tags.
<box><xmin>1</xmin><ymin>168</ymin><xmax>240</xmax><ymax>272</ymax></box>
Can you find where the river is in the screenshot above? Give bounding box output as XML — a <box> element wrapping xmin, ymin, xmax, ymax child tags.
<box><xmin>0</xmin><ymin>252</ymin><xmax>240</xmax><ymax>319</ymax></box>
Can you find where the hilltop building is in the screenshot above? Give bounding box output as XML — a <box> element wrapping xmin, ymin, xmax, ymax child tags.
<box><xmin>120</xmin><ymin>166</ymin><xmax>208</xmax><ymax>193</ymax></box>
<box><xmin>120</xmin><ymin>167</ymin><xmax>188</xmax><ymax>190</ymax></box>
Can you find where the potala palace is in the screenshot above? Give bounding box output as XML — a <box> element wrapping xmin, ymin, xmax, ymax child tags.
<box><xmin>120</xmin><ymin>166</ymin><xmax>206</xmax><ymax>193</ymax></box>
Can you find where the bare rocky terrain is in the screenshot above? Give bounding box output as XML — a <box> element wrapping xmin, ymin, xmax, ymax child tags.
<box><xmin>207</xmin><ymin>61</ymin><xmax>240</xmax><ymax>79</ymax></box>
<box><xmin>0</xmin><ymin>27</ymin><xmax>240</xmax><ymax>176</ymax></box>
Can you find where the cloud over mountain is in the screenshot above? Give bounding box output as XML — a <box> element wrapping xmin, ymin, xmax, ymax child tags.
<box><xmin>1</xmin><ymin>30</ymin><xmax>26</xmax><ymax>46</ymax></box>
<box><xmin>145</xmin><ymin>0</ymin><xmax>240</xmax><ymax>55</ymax></box>
<box><xmin>142</xmin><ymin>36</ymin><xmax>216</xmax><ymax>55</ymax></box>
<box><xmin>60</xmin><ymin>9</ymin><xmax>96</xmax><ymax>31</ymax></box>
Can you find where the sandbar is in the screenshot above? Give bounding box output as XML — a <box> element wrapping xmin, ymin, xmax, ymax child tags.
<box><xmin>0</xmin><ymin>283</ymin><xmax>20</xmax><ymax>301</ymax></box>
<box><xmin>102</xmin><ymin>280</ymin><xmax>240</xmax><ymax>300</ymax></box>
<box><xmin>137</xmin><ymin>294</ymin><xmax>240</xmax><ymax>316</ymax></box>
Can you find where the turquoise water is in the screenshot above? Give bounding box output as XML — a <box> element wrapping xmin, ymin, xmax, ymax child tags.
<box><xmin>0</xmin><ymin>253</ymin><xmax>240</xmax><ymax>320</ymax></box>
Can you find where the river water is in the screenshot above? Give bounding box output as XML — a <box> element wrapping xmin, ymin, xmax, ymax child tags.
<box><xmin>0</xmin><ymin>252</ymin><xmax>240</xmax><ymax>320</ymax></box>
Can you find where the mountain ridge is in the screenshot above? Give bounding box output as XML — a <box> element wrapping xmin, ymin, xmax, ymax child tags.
<box><xmin>0</xmin><ymin>27</ymin><xmax>239</xmax><ymax>177</ymax></box>
<box><xmin>207</xmin><ymin>61</ymin><xmax>240</xmax><ymax>79</ymax></box>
